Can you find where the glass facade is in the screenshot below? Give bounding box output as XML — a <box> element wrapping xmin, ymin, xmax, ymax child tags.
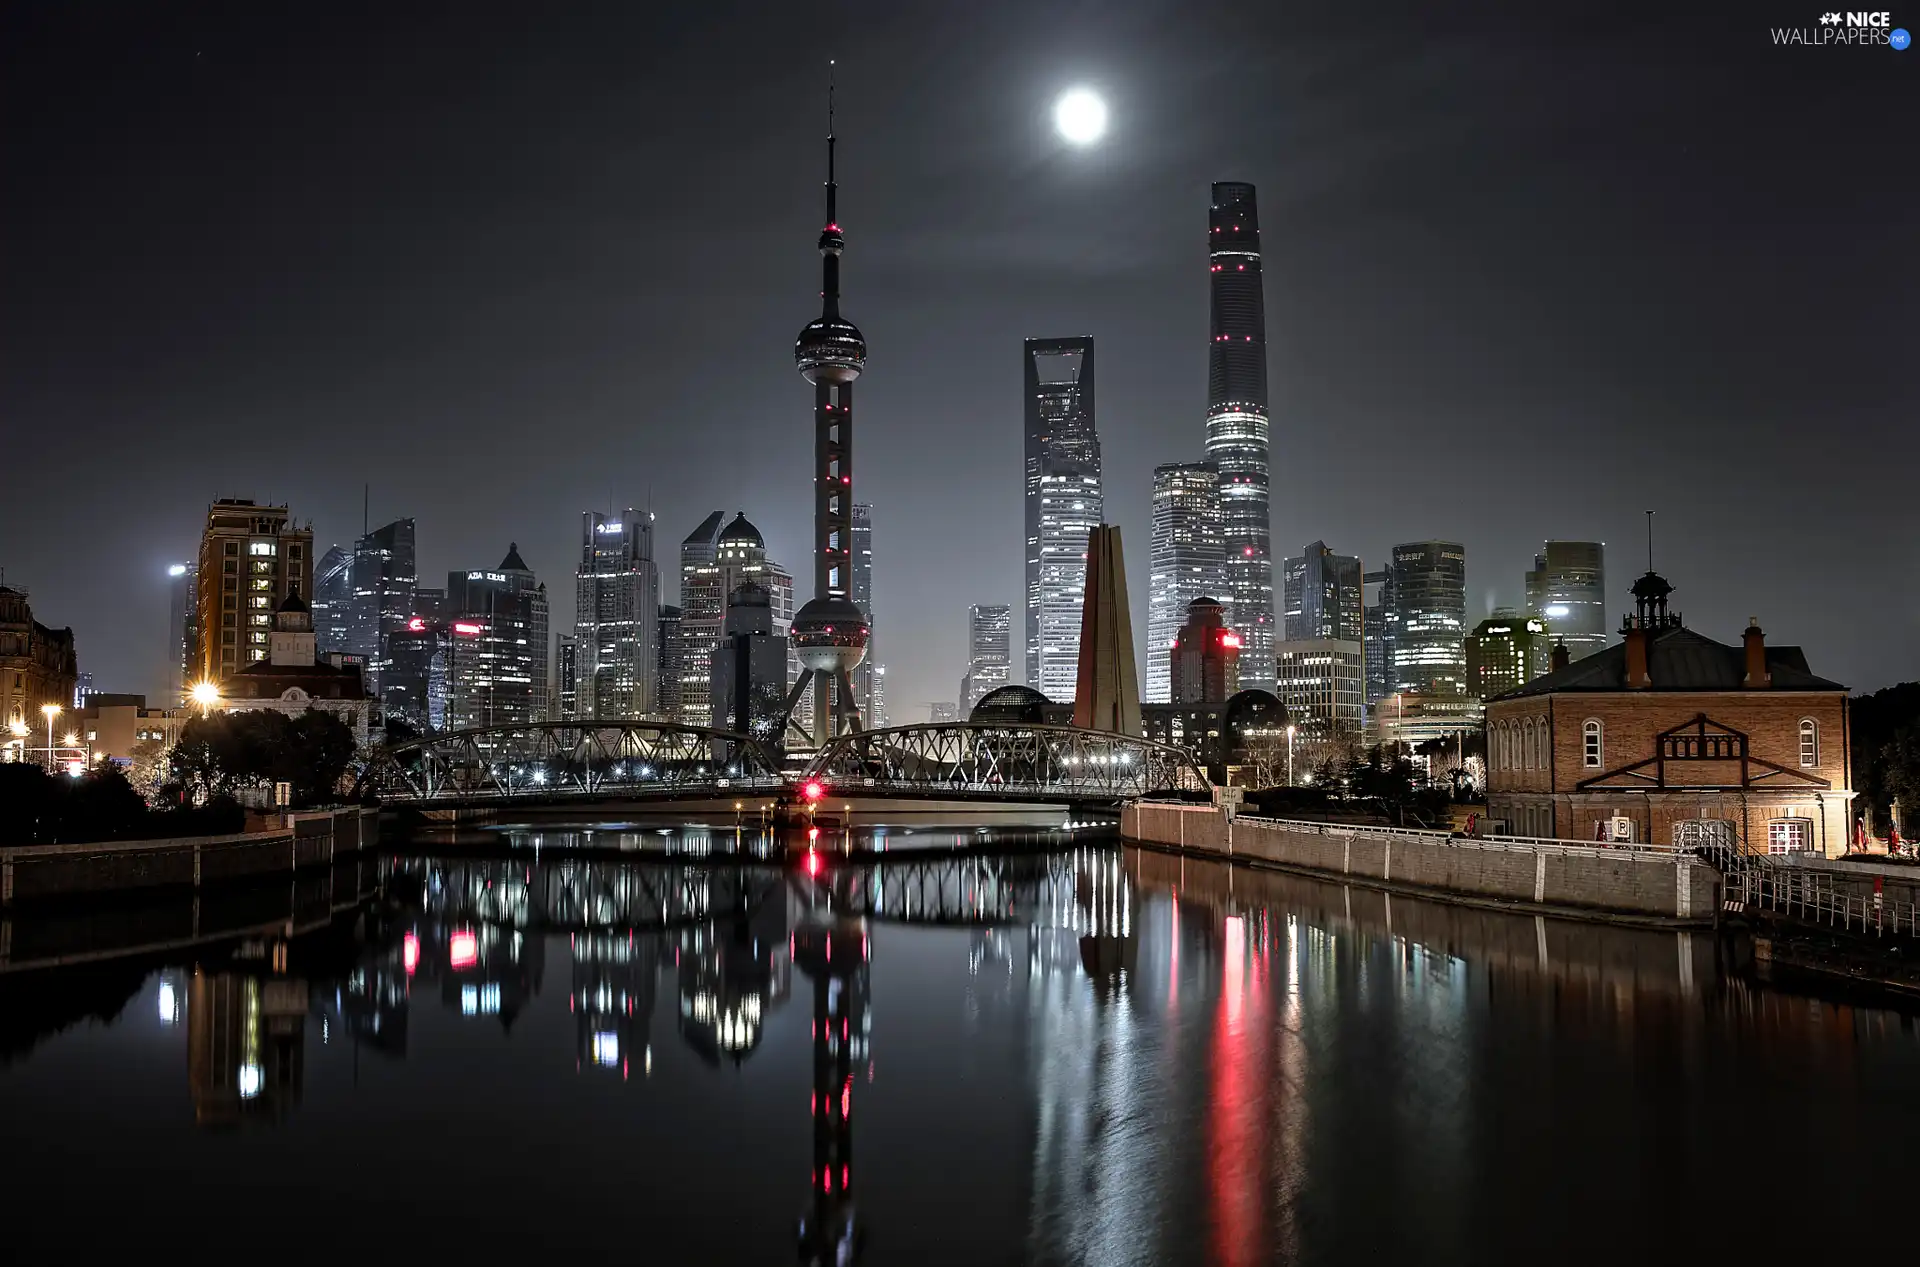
<box><xmin>960</xmin><ymin>603</ymin><xmax>1012</xmax><ymax>712</ymax></box>
<box><xmin>1146</xmin><ymin>462</ymin><xmax>1226</xmax><ymax>704</ymax></box>
<box><xmin>1023</xmin><ymin>337</ymin><xmax>1101</xmax><ymax>703</ymax></box>
<box><xmin>443</xmin><ymin>546</ymin><xmax>549</xmax><ymax>747</ymax></box>
<box><xmin>311</xmin><ymin>546</ymin><xmax>352</xmax><ymax>658</ymax></box>
<box><xmin>575</xmin><ymin>509</ymin><xmax>660</xmax><ymax>720</ymax></box>
<box><xmin>1466</xmin><ymin>611</ymin><xmax>1552</xmax><ymax>701</ymax></box>
<box><xmin>1382</xmin><ymin>542</ymin><xmax>1468</xmax><ymax>697</ymax></box>
<box><xmin>1204</xmin><ymin>182</ymin><xmax>1275</xmax><ymax>691</ymax></box>
<box><xmin>352</xmin><ymin>518</ymin><xmax>417</xmax><ymax>710</ymax></box>
<box><xmin>1525</xmin><ymin>541</ymin><xmax>1607</xmax><ymax>661</ymax></box>
<box><xmin>1275</xmin><ymin>638</ymin><xmax>1366</xmax><ymax>735</ymax></box>
<box><xmin>1282</xmin><ymin>541</ymin><xmax>1363</xmax><ymax>643</ymax></box>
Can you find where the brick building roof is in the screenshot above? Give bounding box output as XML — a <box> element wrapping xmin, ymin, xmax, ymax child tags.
<box><xmin>1492</xmin><ymin>626</ymin><xmax>1844</xmax><ymax>700</ymax></box>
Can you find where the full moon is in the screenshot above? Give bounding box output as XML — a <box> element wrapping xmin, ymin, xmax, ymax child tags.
<box><xmin>1053</xmin><ymin>88</ymin><xmax>1108</xmax><ymax>146</ymax></box>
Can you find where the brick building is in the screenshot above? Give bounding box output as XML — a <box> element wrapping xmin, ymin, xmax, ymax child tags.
<box><xmin>1485</xmin><ymin>571</ymin><xmax>1852</xmax><ymax>855</ymax></box>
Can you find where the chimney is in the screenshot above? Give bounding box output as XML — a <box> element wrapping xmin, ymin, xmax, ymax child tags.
<box><xmin>1743</xmin><ymin>616</ymin><xmax>1770</xmax><ymax>689</ymax></box>
<box><xmin>1624</xmin><ymin>626</ymin><xmax>1650</xmax><ymax>689</ymax></box>
<box><xmin>1550</xmin><ymin>638</ymin><xmax>1570</xmax><ymax>673</ymax></box>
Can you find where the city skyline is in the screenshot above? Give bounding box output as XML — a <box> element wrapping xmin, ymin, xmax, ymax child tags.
<box><xmin>2</xmin><ymin>5</ymin><xmax>1911</xmax><ymax>715</ymax></box>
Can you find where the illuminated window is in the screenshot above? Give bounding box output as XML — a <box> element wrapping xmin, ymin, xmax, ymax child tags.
<box><xmin>1583</xmin><ymin>719</ymin><xmax>1602</xmax><ymax>768</ymax></box>
<box><xmin>249</xmin><ymin>542</ymin><xmax>276</xmax><ymax>556</ymax></box>
<box><xmin>1798</xmin><ymin>719</ymin><xmax>1818</xmax><ymax>768</ymax></box>
<box><xmin>1767</xmin><ymin>818</ymin><xmax>1811</xmax><ymax>855</ymax></box>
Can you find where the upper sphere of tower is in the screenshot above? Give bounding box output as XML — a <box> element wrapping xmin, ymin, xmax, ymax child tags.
<box><xmin>795</xmin><ymin>315</ymin><xmax>866</xmax><ymax>385</ymax></box>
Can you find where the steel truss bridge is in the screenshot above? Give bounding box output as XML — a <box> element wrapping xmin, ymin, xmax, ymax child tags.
<box><xmin>357</xmin><ymin>720</ymin><xmax>1210</xmax><ymax>809</ymax></box>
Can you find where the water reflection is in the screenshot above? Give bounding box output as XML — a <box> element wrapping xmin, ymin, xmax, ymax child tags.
<box><xmin>4</xmin><ymin>830</ymin><xmax>1920</xmax><ymax>1264</ymax></box>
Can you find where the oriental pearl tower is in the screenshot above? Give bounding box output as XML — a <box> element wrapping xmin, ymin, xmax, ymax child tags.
<box><xmin>784</xmin><ymin>64</ymin><xmax>870</xmax><ymax>750</ymax></box>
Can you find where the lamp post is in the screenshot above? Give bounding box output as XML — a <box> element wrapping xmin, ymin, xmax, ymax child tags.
<box><xmin>191</xmin><ymin>681</ymin><xmax>220</xmax><ymax>719</ymax></box>
<box><xmin>1286</xmin><ymin>723</ymin><xmax>1297</xmax><ymax>787</ymax></box>
<box><xmin>41</xmin><ymin>703</ymin><xmax>60</xmax><ymax>772</ymax></box>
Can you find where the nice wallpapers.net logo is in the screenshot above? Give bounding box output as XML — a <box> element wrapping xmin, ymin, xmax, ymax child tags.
<box><xmin>1772</xmin><ymin>10</ymin><xmax>1912</xmax><ymax>46</ymax></box>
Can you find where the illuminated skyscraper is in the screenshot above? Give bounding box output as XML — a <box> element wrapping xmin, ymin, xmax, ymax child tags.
<box><xmin>849</xmin><ymin>503</ymin><xmax>878</xmax><ymax>726</ymax></box>
<box><xmin>680</xmin><ymin>513</ymin><xmax>793</xmax><ymax>732</ymax></box>
<box><xmin>1467</xmin><ymin>610</ymin><xmax>1552</xmax><ymax>700</ymax></box>
<box><xmin>1524</xmin><ymin>541</ymin><xmax>1607</xmax><ymax>660</ymax></box>
<box><xmin>192</xmin><ymin>499</ymin><xmax>312</xmax><ymax>685</ymax></box>
<box><xmin>1204</xmin><ymin>182</ymin><xmax>1275</xmax><ymax>690</ymax></box>
<box><xmin>443</xmin><ymin>544</ymin><xmax>549</xmax><ymax>742</ymax></box>
<box><xmin>1146</xmin><ymin>462</ymin><xmax>1225</xmax><ymax>703</ymax></box>
<box><xmin>167</xmin><ymin>562</ymin><xmax>196</xmax><ymax>703</ymax></box>
<box><xmin>1023</xmin><ymin>336</ymin><xmax>1101</xmax><ymax>702</ymax></box>
<box><xmin>351</xmin><ymin>517</ymin><xmax>417</xmax><ymax>704</ymax></box>
<box><xmin>1282</xmin><ymin>541</ymin><xmax>1363</xmax><ymax>642</ymax></box>
<box><xmin>1168</xmin><ymin>596</ymin><xmax>1239</xmax><ymax>705</ymax></box>
<box><xmin>960</xmin><ymin>603</ymin><xmax>1012</xmax><ymax>712</ymax></box>
<box><xmin>311</xmin><ymin>545</ymin><xmax>352</xmax><ymax>657</ymax></box>
<box><xmin>575</xmin><ymin>509</ymin><xmax>660</xmax><ymax>719</ymax></box>
<box><xmin>1381</xmin><ymin>541</ymin><xmax>1468</xmax><ymax>696</ymax></box>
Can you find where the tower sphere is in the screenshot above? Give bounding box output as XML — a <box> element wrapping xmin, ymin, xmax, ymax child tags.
<box><xmin>796</xmin><ymin>316</ymin><xmax>866</xmax><ymax>385</ymax></box>
<box><xmin>790</xmin><ymin>596</ymin><xmax>869</xmax><ymax>674</ymax></box>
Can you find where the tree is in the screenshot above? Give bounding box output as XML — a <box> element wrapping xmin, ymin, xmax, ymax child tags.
<box><xmin>167</xmin><ymin>709</ymin><xmax>358</xmax><ymax>808</ymax></box>
<box><xmin>1854</xmin><ymin>684</ymin><xmax>1920</xmax><ymax>833</ymax></box>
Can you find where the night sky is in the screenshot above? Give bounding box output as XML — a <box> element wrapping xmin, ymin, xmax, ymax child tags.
<box><xmin>3</xmin><ymin>1</ymin><xmax>1912</xmax><ymax>713</ymax></box>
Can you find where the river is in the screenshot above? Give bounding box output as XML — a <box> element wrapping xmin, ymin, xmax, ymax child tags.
<box><xmin>1</xmin><ymin>819</ymin><xmax>1914</xmax><ymax>1265</ymax></box>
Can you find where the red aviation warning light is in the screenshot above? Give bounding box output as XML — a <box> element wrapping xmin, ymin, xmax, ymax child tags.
<box><xmin>803</xmin><ymin>780</ymin><xmax>825</xmax><ymax>802</ymax></box>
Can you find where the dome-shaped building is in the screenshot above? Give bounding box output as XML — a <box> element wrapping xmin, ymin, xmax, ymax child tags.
<box><xmin>968</xmin><ymin>685</ymin><xmax>1054</xmax><ymax>726</ymax></box>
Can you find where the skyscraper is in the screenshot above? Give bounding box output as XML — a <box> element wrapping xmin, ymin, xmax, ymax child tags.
<box><xmin>1146</xmin><ymin>462</ymin><xmax>1226</xmax><ymax>703</ymax></box>
<box><xmin>680</xmin><ymin>513</ymin><xmax>793</xmax><ymax>733</ymax></box>
<box><xmin>849</xmin><ymin>503</ymin><xmax>876</xmax><ymax>725</ymax></box>
<box><xmin>1023</xmin><ymin>336</ymin><xmax>1101</xmax><ymax>702</ymax></box>
<box><xmin>1525</xmin><ymin>541</ymin><xmax>1607</xmax><ymax>660</ymax></box>
<box><xmin>1381</xmin><ymin>542</ymin><xmax>1468</xmax><ymax>697</ymax></box>
<box><xmin>1169</xmin><ymin>597</ymin><xmax>1240</xmax><ymax>705</ymax></box>
<box><xmin>167</xmin><ymin>562</ymin><xmax>195</xmax><ymax>703</ymax></box>
<box><xmin>1466</xmin><ymin>610</ymin><xmax>1552</xmax><ymax>701</ymax></box>
<box><xmin>575</xmin><ymin>509</ymin><xmax>660</xmax><ymax>719</ymax></box>
<box><xmin>788</xmin><ymin>79</ymin><xmax>872</xmax><ymax>746</ymax></box>
<box><xmin>710</xmin><ymin>581</ymin><xmax>791</xmax><ymax>745</ymax></box>
<box><xmin>193</xmin><ymin>499</ymin><xmax>313</xmax><ymax>686</ymax></box>
<box><xmin>443</xmin><ymin>544</ymin><xmax>549</xmax><ymax>743</ymax></box>
<box><xmin>1282</xmin><ymin>541</ymin><xmax>1363</xmax><ymax>642</ymax></box>
<box><xmin>311</xmin><ymin>545</ymin><xmax>352</xmax><ymax>656</ymax></box>
<box><xmin>656</xmin><ymin>604</ymin><xmax>683</xmax><ymax>719</ymax></box>
<box><xmin>1204</xmin><ymin>182</ymin><xmax>1275</xmax><ymax>690</ymax></box>
<box><xmin>1275</xmin><ymin>639</ymin><xmax>1366</xmax><ymax>736</ymax></box>
<box><xmin>960</xmin><ymin>603</ymin><xmax>1012</xmax><ymax>712</ymax></box>
<box><xmin>553</xmin><ymin>632</ymin><xmax>579</xmax><ymax>721</ymax></box>
<box><xmin>351</xmin><ymin>517</ymin><xmax>417</xmax><ymax>704</ymax></box>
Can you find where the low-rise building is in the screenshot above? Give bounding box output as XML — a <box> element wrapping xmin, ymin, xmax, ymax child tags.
<box><xmin>218</xmin><ymin>592</ymin><xmax>374</xmax><ymax>748</ymax></box>
<box><xmin>77</xmin><ymin>694</ymin><xmax>186</xmax><ymax>765</ymax></box>
<box><xmin>0</xmin><ymin>585</ymin><xmax>78</xmax><ymax>737</ymax></box>
<box><xmin>1484</xmin><ymin>571</ymin><xmax>1851</xmax><ymax>852</ymax></box>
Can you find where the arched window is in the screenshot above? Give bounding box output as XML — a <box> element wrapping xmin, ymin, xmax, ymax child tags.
<box><xmin>1583</xmin><ymin>719</ymin><xmax>1603</xmax><ymax>769</ymax></box>
<box><xmin>1799</xmin><ymin>718</ymin><xmax>1818</xmax><ymax>768</ymax></box>
<box><xmin>1522</xmin><ymin>719</ymin><xmax>1535</xmax><ymax>770</ymax></box>
<box><xmin>1533</xmin><ymin>718</ymin><xmax>1547</xmax><ymax>770</ymax></box>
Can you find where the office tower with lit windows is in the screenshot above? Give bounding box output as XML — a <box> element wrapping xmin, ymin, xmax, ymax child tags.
<box><xmin>679</xmin><ymin>512</ymin><xmax>794</xmax><ymax>732</ymax></box>
<box><xmin>1276</xmin><ymin>639</ymin><xmax>1366</xmax><ymax>735</ymax></box>
<box><xmin>1466</xmin><ymin>610</ymin><xmax>1552</xmax><ymax>701</ymax></box>
<box><xmin>1380</xmin><ymin>542</ymin><xmax>1468</xmax><ymax>697</ymax></box>
<box><xmin>553</xmin><ymin>632</ymin><xmax>578</xmax><ymax>721</ymax></box>
<box><xmin>193</xmin><ymin>499</ymin><xmax>314</xmax><ymax>686</ymax></box>
<box><xmin>1283</xmin><ymin>541</ymin><xmax>1363</xmax><ymax>643</ymax></box>
<box><xmin>849</xmin><ymin>503</ymin><xmax>876</xmax><ymax>725</ymax></box>
<box><xmin>576</xmin><ymin>509</ymin><xmax>660</xmax><ymax>719</ymax></box>
<box><xmin>1204</xmin><ymin>182</ymin><xmax>1275</xmax><ymax>690</ymax></box>
<box><xmin>384</xmin><ymin>617</ymin><xmax>449</xmax><ymax>731</ymax></box>
<box><xmin>311</xmin><ymin>545</ymin><xmax>352</xmax><ymax>657</ymax></box>
<box><xmin>1524</xmin><ymin>541</ymin><xmax>1607</xmax><ymax>660</ymax></box>
<box><xmin>930</xmin><ymin>702</ymin><xmax>960</xmax><ymax>724</ymax></box>
<box><xmin>960</xmin><ymin>603</ymin><xmax>1012</xmax><ymax>712</ymax></box>
<box><xmin>351</xmin><ymin>517</ymin><xmax>417</xmax><ymax>703</ymax></box>
<box><xmin>657</xmin><ymin>605</ymin><xmax>683</xmax><ymax>718</ymax></box>
<box><xmin>1023</xmin><ymin>336</ymin><xmax>1101</xmax><ymax>702</ymax></box>
<box><xmin>442</xmin><ymin>544</ymin><xmax>549</xmax><ymax>741</ymax></box>
<box><xmin>167</xmin><ymin>563</ymin><xmax>196</xmax><ymax>703</ymax></box>
<box><xmin>1146</xmin><ymin>462</ymin><xmax>1225</xmax><ymax>703</ymax></box>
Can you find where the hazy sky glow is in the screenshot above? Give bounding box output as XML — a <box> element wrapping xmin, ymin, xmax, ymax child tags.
<box><xmin>2</xmin><ymin>2</ymin><xmax>1912</xmax><ymax>713</ymax></box>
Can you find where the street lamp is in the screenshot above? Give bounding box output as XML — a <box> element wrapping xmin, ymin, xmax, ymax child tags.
<box><xmin>41</xmin><ymin>703</ymin><xmax>61</xmax><ymax>772</ymax></box>
<box><xmin>191</xmin><ymin>681</ymin><xmax>220</xmax><ymax>718</ymax></box>
<box><xmin>1286</xmin><ymin>724</ymin><xmax>1297</xmax><ymax>787</ymax></box>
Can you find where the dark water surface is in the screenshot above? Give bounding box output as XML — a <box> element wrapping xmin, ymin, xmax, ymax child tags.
<box><xmin>3</xmin><ymin>820</ymin><xmax>1915</xmax><ymax>1265</ymax></box>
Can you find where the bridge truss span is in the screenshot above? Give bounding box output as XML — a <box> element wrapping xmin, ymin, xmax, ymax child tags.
<box><xmin>357</xmin><ymin>721</ymin><xmax>785</xmax><ymax>806</ymax></box>
<box><xmin>800</xmin><ymin>722</ymin><xmax>1210</xmax><ymax>804</ymax></box>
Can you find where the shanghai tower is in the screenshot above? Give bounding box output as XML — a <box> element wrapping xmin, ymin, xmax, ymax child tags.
<box><xmin>1203</xmin><ymin>182</ymin><xmax>1275</xmax><ymax>690</ymax></box>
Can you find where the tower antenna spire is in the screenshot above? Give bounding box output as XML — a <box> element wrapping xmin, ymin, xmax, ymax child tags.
<box><xmin>825</xmin><ymin>59</ymin><xmax>837</xmax><ymax>228</ymax></box>
<box><xmin>1645</xmin><ymin>508</ymin><xmax>1655</xmax><ymax>574</ymax></box>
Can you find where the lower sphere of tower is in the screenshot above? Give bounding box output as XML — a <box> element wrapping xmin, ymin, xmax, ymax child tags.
<box><xmin>791</xmin><ymin>597</ymin><xmax>869</xmax><ymax>674</ymax></box>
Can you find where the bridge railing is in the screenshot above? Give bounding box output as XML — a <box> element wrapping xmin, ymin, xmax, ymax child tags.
<box><xmin>803</xmin><ymin>722</ymin><xmax>1211</xmax><ymax>801</ymax></box>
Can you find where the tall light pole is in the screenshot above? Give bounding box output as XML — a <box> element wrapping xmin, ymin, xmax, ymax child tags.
<box><xmin>41</xmin><ymin>703</ymin><xmax>60</xmax><ymax>772</ymax></box>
